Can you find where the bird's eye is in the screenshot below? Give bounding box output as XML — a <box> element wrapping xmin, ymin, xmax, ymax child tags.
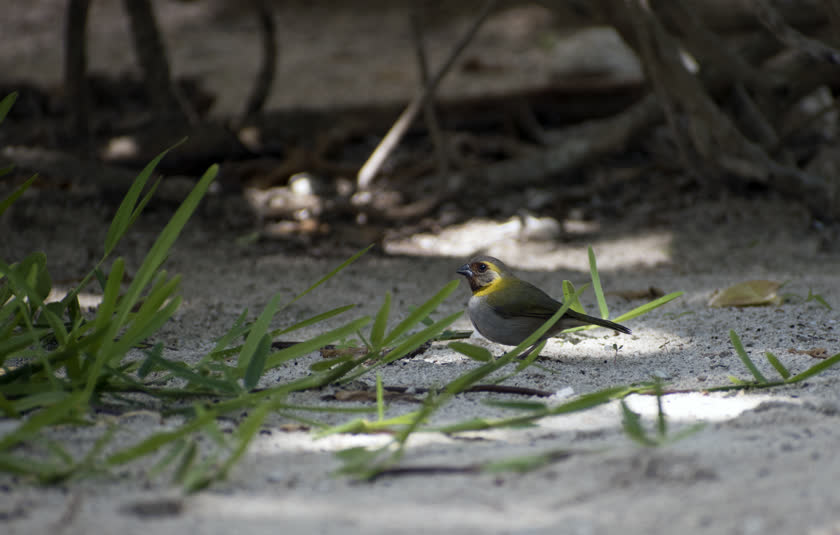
<box><xmin>476</xmin><ymin>263</ymin><xmax>488</xmax><ymax>273</ymax></box>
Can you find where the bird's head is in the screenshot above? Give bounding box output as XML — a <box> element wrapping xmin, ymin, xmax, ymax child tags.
<box><xmin>456</xmin><ymin>255</ymin><xmax>510</xmax><ymax>295</ymax></box>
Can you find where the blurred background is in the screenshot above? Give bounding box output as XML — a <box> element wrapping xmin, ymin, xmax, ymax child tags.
<box><xmin>2</xmin><ymin>0</ymin><xmax>839</xmax><ymax>262</ymax></box>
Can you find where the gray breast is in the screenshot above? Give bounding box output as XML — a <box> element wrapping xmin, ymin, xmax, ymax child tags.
<box><xmin>467</xmin><ymin>297</ymin><xmax>543</xmax><ymax>346</ymax></box>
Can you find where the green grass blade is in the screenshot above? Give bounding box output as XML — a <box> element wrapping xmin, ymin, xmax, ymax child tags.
<box><xmin>0</xmin><ymin>259</ymin><xmax>48</xmax><ymax>313</ymax></box>
<box><xmin>448</xmin><ymin>341</ymin><xmax>492</xmax><ymax>362</ymax></box>
<box><xmin>588</xmin><ymin>246</ymin><xmax>609</xmax><ymax>319</ymax></box>
<box><xmin>40</xmin><ymin>305</ymin><xmax>68</xmax><ymax>347</ymax></box>
<box><xmin>142</xmin><ymin>346</ymin><xmax>238</xmax><ymax>393</ymax></box>
<box><xmin>199</xmin><ymin>309</ymin><xmax>249</xmax><ymax>365</ymax></box>
<box><xmin>243</xmin><ymin>334</ymin><xmax>272</xmax><ymax>391</ymax></box>
<box><xmin>310</xmin><ymin>353</ymin><xmax>356</xmax><ymax>372</ymax></box>
<box><xmin>0</xmin><ymin>392</ymin><xmax>18</xmax><ymax>418</ymax></box>
<box><xmin>765</xmin><ymin>351</ymin><xmax>790</xmax><ymax>380</ymax></box>
<box><xmin>171</xmin><ymin>440</ymin><xmax>198</xmax><ymax>484</ymax></box>
<box><xmin>10</xmin><ymin>391</ymin><xmax>72</xmax><ymax>413</ymax></box>
<box><xmin>0</xmin><ymin>92</ymin><xmax>18</xmax><ymax>123</ymax></box>
<box><xmin>0</xmin><ymin>454</ymin><xmax>65</xmax><ymax>478</ymax></box>
<box><xmin>483</xmin><ymin>448</ymin><xmax>574</xmax><ymax>474</ymax></box>
<box><xmin>806</xmin><ymin>289</ymin><xmax>832</xmax><ymax>310</ymax></box>
<box><xmin>265</xmin><ymin>316</ymin><xmax>372</xmax><ymax>369</ymax></box>
<box><xmin>0</xmin><ymin>391</ymin><xmax>82</xmax><ymax>451</ymax></box>
<box><xmin>654</xmin><ymin>382</ymin><xmax>667</xmax><ymax>438</ymax></box>
<box><xmin>93</xmin><ymin>258</ymin><xmax>125</xmax><ymax>334</ymax></box>
<box><xmin>0</xmin><ymin>175</ymin><xmax>36</xmax><ymax>217</ymax></box>
<box><xmin>612</xmin><ymin>292</ymin><xmax>683</xmax><ymax>323</ymax></box>
<box><xmin>109</xmin><ymin>296</ymin><xmax>182</xmax><ymax>359</ymax></box>
<box><xmin>107</xmin><ymin>408</ymin><xmax>217</xmax><ymax>465</ymax></box>
<box><xmin>123</xmin><ymin>272</ymin><xmax>179</xmax><ymax>329</ymax></box>
<box><xmin>620</xmin><ymin>400</ymin><xmax>654</xmax><ymax>446</ymax></box>
<box><xmin>104</xmin><ymin>141</ymin><xmax>184</xmax><ymax>256</ymax></box>
<box><xmin>136</xmin><ymin>342</ymin><xmax>162</xmax><ymax>379</ymax></box>
<box><xmin>382</xmin><ymin>280</ymin><xmax>460</xmax><ymax>346</ymax></box>
<box><xmin>218</xmin><ymin>403</ymin><xmax>270</xmax><ymax>479</ymax></box>
<box><xmin>787</xmin><ymin>351</ymin><xmax>840</xmax><ymax>383</ymax></box>
<box><xmin>663</xmin><ymin>422</ymin><xmax>707</xmax><ymax>444</ymax></box>
<box><xmin>514</xmin><ymin>340</ymin><xmax>545</xmax><ymax>372</ymax></box>
<box><xmin>561</xmin><ymin>280</ymin><xmax>587</xmax><ymax>314</ymax></box>
<box><xmin>126</xmin><ymin>177</ymin><xmax>161</xmax><ymax>230</ymax></box>
<box><xmin>113</xmin><ymin>164</ymin><xmax>217</xmax><ymax>329</ymax></box>
<box><xmin>483</xmin><ymin>400</ymin><xmax>547</xmax><ymax>411</ymax></box>
<box><xmin>181</xmin><ymin>452</ymin><xmax>217</xmax><ymax>492</ymax></box>
<box><xmin>237</xmin><ymin>292</ymin><xmax>284</xmax><ymax>372</ymax></box>
<box><xmin>272</xmin><ymin>304</ymin><xmax>356</xmax><ymax>337</ymax></box>
<box><xmin>370</xmin><ymin>292</ymin><xmax>391</xmax><ymax>348</ymax></box>
<box><xmin>376</xmin><ymin>372</ymin><xmax>385</xmax><ymax>421</ymax></box>
<box><xmin>548</xmin><ymin>385</ymin><xmax>630</xmax><ymax>415</ymax></box>
<box><xmin>377</xmin><ymin>311</ymin><xmax>463</xmax><ymax>365</ymax></box>
<box><xmin>437</xmin><ymin>385</ymin><xmax>628</xmax><ymax>434</ymax></box>
<box><xmin>289</xmin><ymin>244</ymin><xmax>373</xmax><ymax>307</ymax></box>
<box><xmin>729</xmin><ymin>330</ymin><xmax>767</xmax><ymax>383</ymax></box>
<box><xmin>79</xmin><ymin>424</ymin><xmax>118</xmax><ymax>467</ymax></box>
<box><xmin>148</xmin><ymin>439</ymin><xmax>188</xmax><ymax>479</ymax></box>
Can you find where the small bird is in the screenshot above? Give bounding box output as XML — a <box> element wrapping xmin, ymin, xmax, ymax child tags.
<box><xmin>456</xmin><ymin>255</ymin><xmax>631</xmax><ymax>347</ymax></box>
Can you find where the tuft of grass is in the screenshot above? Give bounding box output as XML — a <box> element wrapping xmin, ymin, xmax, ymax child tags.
<box><xmin>2</xmin><ymin>92</ymin><xmax>464</xmax><ymax>488</ymax></box>
<box><xmin>620</xmin><ymin>380</ymin><xmax>705</xmax><ymax>447</ymax></box>
<box><xmin>725</xmin><ymin>330</ymin><xmax>840</xmax><ymax>388</ymax></box>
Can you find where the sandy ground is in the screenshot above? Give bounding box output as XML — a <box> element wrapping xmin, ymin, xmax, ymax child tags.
<box><xmin>3</xmin><ymin>1</ymin><xmax>840</xmax><ymax>534</ymax></box>
<box><xmin>3</xmin><ymin>191</ymin><xmax>840</xmax><ymax>535</ymax></box>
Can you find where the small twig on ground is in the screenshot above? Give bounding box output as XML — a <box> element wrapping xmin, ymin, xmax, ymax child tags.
<box><xmin>356</xmin><ymin>0</ymin><xmax>498</xmax><ymax>189</ymax></box>
<box><xmin>463</xmin><ymin>384</ymin><xmax>554</xmax><ymax>397</ymax></box>
<box><xmin>386</xmin><ymin>384</ymin><xmax>554</xmax><ymax>398</ymax></box>
<box><xmin>367</xmin><ymin>465</ymin><xmax>480</xmax><ymax>480</ymax></box>
<box><xmin>366</xmin><ymin>450</ymin><xmax>576</xmax><ymax>481</ymax></box>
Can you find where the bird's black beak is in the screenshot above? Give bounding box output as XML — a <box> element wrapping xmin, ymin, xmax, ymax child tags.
<box><xmin>456</xmin><ymin>264</ymin><xmax>473</xmax><ymax>278</ymax></box>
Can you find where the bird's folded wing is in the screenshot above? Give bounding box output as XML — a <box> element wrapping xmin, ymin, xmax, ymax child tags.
<box><xmin>490</xmin><ymin>288</ymin><xmax>563</xmax><ymax>320</ymax></box>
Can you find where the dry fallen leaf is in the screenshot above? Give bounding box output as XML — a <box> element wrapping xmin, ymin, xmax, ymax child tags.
<box><xmin>708</xmin><ymin>280</ymin><xmax>782</xmax><ymax>307</ymax></box>
<box><xmin>787</xmin><ymin>347</ymin><xmax>830</xmax><ymax>359</ymax></box>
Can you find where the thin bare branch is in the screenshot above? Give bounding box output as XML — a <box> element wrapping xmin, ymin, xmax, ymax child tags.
<box><xmin>64</xmin><ymin>0</ymin><xmax>91</xmax><ymax>152</ymax></box>
<box><xmin>444</xmin><ymin>93</ymin><xmax>662</xmax><ymax>190</ymax></box>
<box><xmin>241</xmin><ymin>0</ymin><xmax>277</xmax><ymax>123</ymax></box>
<box><xmin>357</xmin><ymin>0</ymin><xmax>498</xmax><ymax>189</ymax></box>
<box><xmin>752</xmin><ymin>0</ymin><xmax>840</xmax><ymax>64</ymax></box>
<box><xmin>827</xmin><ymin>0</ymin><xmax>840</xmax><ymax>34</ymax></box>
<box><xmin>123</xmin><ymin>0</ymin><xmax>195</xmax><ymax>124</ymax></box>
<box><xmin>411</xmin><ymin>12</ymin><xmax>450</xmax><ymax>177</ymax></box>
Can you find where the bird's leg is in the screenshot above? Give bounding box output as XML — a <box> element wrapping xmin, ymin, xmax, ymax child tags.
<box><xmin>516</xmin><ymin>341</ymin><xmax>544</xmax><ymax>360</ymax></box>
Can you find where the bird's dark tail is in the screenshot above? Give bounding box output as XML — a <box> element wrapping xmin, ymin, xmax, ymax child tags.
<box><xmin>564</xmin><ymin>309</ymin><xmax>632</xmax><ymax>335</ymax></box>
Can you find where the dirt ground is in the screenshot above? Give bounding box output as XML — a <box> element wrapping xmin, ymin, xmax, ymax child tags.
<box><xmin>3</xmin><ymin>2</ymin><xmax>840</xmax><ymax>534</ymax></box>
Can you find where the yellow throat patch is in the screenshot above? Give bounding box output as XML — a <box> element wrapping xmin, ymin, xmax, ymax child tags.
<box><xmin>473</xmin><ymin>275</ymin><xmax>509</xmax><ymax>297</ymax></box>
